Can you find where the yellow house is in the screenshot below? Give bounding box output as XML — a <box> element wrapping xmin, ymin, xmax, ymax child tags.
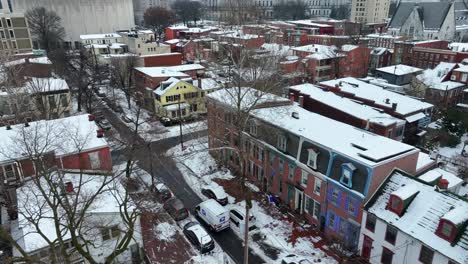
<box><xmin>153</xmin><ymin>77</ymin><xmax>206</xmax><ymax>119</ymax></box>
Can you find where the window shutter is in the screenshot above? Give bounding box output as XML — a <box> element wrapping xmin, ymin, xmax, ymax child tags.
<box><xmin>326</xmin><ymin>211</ymin><xmax>330</xmax><ymax>227</ymax></box>
<box><xmin>344</xmin><ymin>196</ymin><xmax>349</xmax><ymax>212</ymax></box>
<box><xmin>354</xmin><ymin>200</ymin><xmax>359</xmax><ymax>217</ymax></box>
<box><xmin>337</xmin><ymin>191</ymin><xmax>343</xmax><ymax>208</ymax></box>
<box><xmin>334</xmin><ymin>215</ymin><xmax>340</xmax><ymax>231</ymax></box>
<box><xmin>328</xmin><ymin>187</ymin><xmax>333</xmax><ymax>201</ymax></box>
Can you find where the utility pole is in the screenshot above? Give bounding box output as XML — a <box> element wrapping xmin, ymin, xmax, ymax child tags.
<box><xmin>178</xmin><ymin>98</ymin><xmax>184</xmax><ymax>151</ymax></box>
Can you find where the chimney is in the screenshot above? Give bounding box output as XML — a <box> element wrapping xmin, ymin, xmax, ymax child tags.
<box><xmin>6</xmin><ymin>125</ymin><xmax>11</xmax><ymax>130</ymax></box>
<box><xmin>385</xmin><ymin>98</ymin><xmax>390</xmax><ymax>104</ymax></box>
<box><xmin>289</xmin><ymin>92</ymin><xmax>295</xmax><ymax>102</ymax></box>
<box><xmin>292</xmin><ymin>111</ymin><xmax>299</xmax><ymax>119</ymax></box>
<box><xmin>438</xmin><ymin>178</ymin><xmax>449</xmax><ymax>190</ymax></box>
<box><xmin>392</xmin><ymin>103</ymin><xmax>398</xmax><ymax>111</ymax></box>
<box><xmin>97</xmin><ymin>129</ymin><xmax>104</xmax><ymax>138</ymax></box>
<box><xmin>64</xmin><ymin>181</ymin><xmax>74</xmax><ymax>193</ymax></box>
<box><xmin>24</xmin><ymin>121</ymin><xmax>29</xmax><ymax>127</ymax></box>
<box><xmin>25</xmin><ymin>58</ymin><xmax>30</xmax><ymax>63</ymax></box>
<box><xmin>298</xmin><ymin>95</ymin><xmax>304</xmax><ymax>107</ymax></box>
<box><xmin>88</xmin><ymin>114</ymin><xmax>95</xmax><ymax>121</ymax></box>
<box><xmin>198</xmin><ymin>78</ymin><xmax>202</xmax><ymax>88</ymax></box>
<box><xmin>334</xmin><ymin>84</ymin><xmax>340</xmax><ymax>90</ymax></box>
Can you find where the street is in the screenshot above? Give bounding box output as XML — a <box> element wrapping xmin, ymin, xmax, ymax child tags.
<box><xmin>104</xmin><ymin>105</ymin><xmax>265</xmax><ymax>264</ymax></box>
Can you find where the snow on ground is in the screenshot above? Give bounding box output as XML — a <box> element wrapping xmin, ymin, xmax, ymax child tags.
<box><xmin>154</xmin><ymin>222</ymin><xmax>177</xmax><ymax>241</ymax></box>
<box><xmin>167</xmin><ymin>137</ymin><xmax>235</xmax><ymax>202</ymax></box>
<box><xmin>152</xmin><ymin>120</ymin><xmax>207</xmax><ymax>141</ymax></box>
<box><xmin>168</xmin><ymin>137</ymin><xmax>336</xmax><ymax>264</ymax></box>
<box><xmin>437</xmin><ymin>133</ymin><xmax>468</xmax><ymax>158</ymax></box>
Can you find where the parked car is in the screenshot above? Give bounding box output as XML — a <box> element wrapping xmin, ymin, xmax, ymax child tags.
<box><xmin>201</xmin><ymin>185</ymin><xmax>228</xmax><ymax>205</ymax></box>
<box><xmin>229</xmin><ymin>205</ymin><xmax>256</xmax><ymax>231</ymax></box>
<box><xmin>121</xmin><ymin>113</ymin><xmax>134</xmax><ymax>123</ymax></box>
<box><xmin>281</xmin><ymin>254</ymin><xmax>313</xmax><ymax>264</ymax></box>
<box><xmin>195</xmin><ymin>199</ymin><xmax>229</xmax><ymax>232</ymax></box>
<box><xmin>183</xmin><ymin>221</ymin><xmax>215</xmax><ymax>253</ymax></box>
<box><xmin>160</xmin><ymin>117</ymin><xmax>177</xmax><ymax>126</ymax></box>
<box><xmin>163</xmin><ymin>198</ymin><xmax>189</xmax><ymax>221</ymax></box>
<box><xmin>98</xmin><ymin>120</ymin><xmax>111</xmax><ymax>130</ymax></box>
<box><xmin>153</xmin><ymin>182</ymin><xmax>172</xmax><ymax>202</ymax></box>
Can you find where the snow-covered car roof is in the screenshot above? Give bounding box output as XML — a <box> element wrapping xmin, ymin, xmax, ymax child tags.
<box><xmin>187</xmin><ymin>223</ymin><xmax>212</xmax><ymax>244</ymax></box>
<box><xmin>203</xmin><ymin>184</ymin><xmax>227</xmax><ymax>199</ymax></box>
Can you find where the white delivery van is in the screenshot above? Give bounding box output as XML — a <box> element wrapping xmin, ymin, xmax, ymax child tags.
<box><xmin>195</xmin><ymin>199</ymin><xmax>230</xmax><ymax>232</ymax></box>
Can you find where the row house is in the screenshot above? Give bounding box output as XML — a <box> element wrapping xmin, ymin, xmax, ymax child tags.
<box><xmin>411</xmin><ymin>46</ymin><xmax>468</xmax><ymax>70</ymax></box>
<box><xmin>0</xmin><ymin>114</ymin><xmax>112</xmax><ymax>186</ymax></box>
<box><xmin>414</xmin><ymin>62</ymin><xmax>466</xmax><ymax>108</ymax></box>
<box><xmin>3</xmin><ymin>56</ymin><xmax>52</xmax><ymax>81</ymax></box>
<box><xmin>360</xmin><ymin>170</ymin><xmax>467</xmax><ymax>264</ymax></box>
<box><xmin>206</xmin><ymin>88</ymin><xmax>432</xmax><ymax>250</ymax></box>
<box><xmin>288</xmin><ymin>84</ymin><xmax>406</xmax><ymax>141</ymax></box>
<box><xmin>304</xmin><ymin>35</ymin><xmax>352</xmax><ymax>47</ymax></box>
<box><xmin>392</xmin><ymin>40</ymin><xmax>450</xmax><ymax>66</ymax></box>
<box><xmin>309</xmin><ymin>20</ymin><xmax>362</xmax><ymax>36</ymax></box>
<box><xmin>178</xmin><ymin>26</ymin><xmax>217</xmax><ymax>40</ymax></box>
<box><xmin>320</xmin><ymin>77</ymin><xmax>434</xmax><ymax>145</ymax></box>
<box><xmin>164</xmin><ymin>26</ymin><xmax>189</xmax><ymax>40</ymax></box>
<box><xmin>340</xmin><ymin>45</ymin><xmax>370</xmax><ymax>78</ymax></box>
<box><xmin>134</xmin><ymin>64</ymin><xmax>205</xmax><ymax>110</ymax></box>
<box><xmin>288</xmin><ymin>20</ymin><xmax>334</xmax><ymax>35</ymax></box>
<box><xmin>218</xmin><ymin>33</ymin><xmax>265</xmax><ymax>49</ymax></box>
<box><xmin>139</xmin><ymin>52</ymin><xmax>183</xmax><ymax>67</ymax></box>
<box><xmin>366</xmin><ymin>34</ymin><xmax>404</xmax><ymax>50</ymax></box>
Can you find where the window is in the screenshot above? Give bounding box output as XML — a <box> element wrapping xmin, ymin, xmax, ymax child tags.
<box><xmin>60</xmin><ymin>94</ymin><xmax>68</xmax><ymax>107</ymax></box>
<box><xmin>419</xmin><ymin>245</ymin><xmax>434</xmax><ymax>264</ymax></box>
<box><xmin>340</xmin><ymin>163</ymin><xmax>356</xmax><ymax>188</ymax></box>
<box><xmin>249</xmin><ymin>121</ymin><xmax>257</xmax><ymax>136</ymax></box>
<box><xmin>8</xmin><ymin>29</ymin><xmax>14</xmax><ymax>38</ymax></box>
<box><xmin>389</xmin><ymin>196</ymin><xmax>401</xmax><ymax>211</ymax></box>
<box><xmin>331</xmin><ymin>188</ymin><xmax>339</xmax><ymax>205</ymax></box>
<box><xmin>3</xmin><ymin>164</ymin><xmax>15</xmax><ymax>179</ymax></box>
<box><xmin>277</xmin><ymin>135</ymin><xmax>287</xmax><ymax>151</ymax></box>
<box><xmin>329</xmin><ymin>211</ymin><xmax>335</xmax><ymax>227</ymax></box>
<box><xmin>6</xmin><ymin>18</ymin><xmax>11</xmax><ymax>27</ymax></box>
<box><xmin>385</xmin><ymin>225</ymin><xmax>397</xmax><ymax>245</ymax></box>
<box><xmin>301</xmin><ymin>170</ymin><xmax>308</xmax><ymax>186</ymax></box>
<box><xmin>307</xmin><ymin>148</ymin><xmax>318</xmax><ymax>169</ymax></box>
<box><xmin>365</xmin><ymin>214</ymin><xmax>376</xmax><ymax>232</ymax></box>
<box><xmin>314</xmin><ymin>178</ymin><xmax>321</xmax><ymax>195</ymax></box>
<box><xmin>305</xmin><ymin>195</ymin><xmax>320</xmax><ymax>218</ymax></box>
<box><xmin>48</xmin><ymin>95</ymin><xmax>56</xmax><ymax>109</ymax></box>
<box><xmin>288</xmin><ymin>165</ymin><xmax>294</xmax><ymax>180</ymax></box>
<box><xmin>89</xmin><ymin>152</ymin><xmax>101</xmax><ymax>169</ymax></box>
<box><xmin>347</xmin><ymin>197</ymin><xmax>356</xmax><ymax>215</ymax></box>
<box><xmin>269</xmin><ymin>152</ymin><xmax>275</xmax><ymax>167</ymax></box>
<box><xmin>381</xmin><ymin>247</ymin><xmax>394</xmax><ymax>264</ymax></box>
<box><xmin>101</xmin><ymin>225</ymin><xmax>120</xmax><ymax>241</ymax></box>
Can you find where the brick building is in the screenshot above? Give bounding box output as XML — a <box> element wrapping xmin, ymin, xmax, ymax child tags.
<box><xmin>320</xmin><ymin>77</ymin><xmax>434</xmax><ymax>144</ymax></box>
<box><xmin>369</xmin><ymin>48</ymin><xmax>392</xmax><ymax>74</ymax></box>
<box><xmin>392</xmin><ymin>40</ymin><xmax>450</xmax><ymax>66</ymax></box>
<box><xmin>288</xmin><ymin>84</ymin><xmax>406</xmax><ymax>141</ymax></box>
<box><xmin>340</xmin><ymin>45</ymin><xmax>371</xmax><ymax>78</ymax></box>
<box><xmin>140</xmin><ymin>53</ymin><xmax>183</xmax><ymax>67</ymax></box>
<box><xmin>206</xmin><ymin>87</ymin><xmax>433</xmax><ymax>250</ymax></box>
<box><xmin>366</xmin><ymin>34</ymin><xmax>404</xmax><ymax>49</ymax></box>
<box><xmin>0</xmin><ymin>114</ymin><xmax>112</xmax><ymax>186</ymax></box>
<box><xmin>218</xmin><ymin>33</ymin><xmax>265</xmax><ymax>49</ymax></box>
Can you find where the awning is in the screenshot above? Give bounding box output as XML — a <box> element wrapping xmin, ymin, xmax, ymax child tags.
<box><xmin>405</xmin><ymin>112</ymin><xmax>426</xmax><ymax>123</ymax></box>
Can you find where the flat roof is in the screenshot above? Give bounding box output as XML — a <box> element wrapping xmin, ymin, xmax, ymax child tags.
<box><xmin>376</xmin><ymin>64</ymin><xmax>423</xmax><ymax>76</ymax></box>
<box><xmin>289</xmin><ymin>83</ymin><xmax>402</xmax><ymax>126</ymax></box>
<box><xmin>80</xmin><ymin>33</ymin><xmax>121</xmax><ymax>40</ymax></box>
<box><xmin>251</xmin><ymin>105</ymin><xmax>417</xmax><ymax>166</ymax></box>
<box><xmin>320</xmin><ymin>77</ymin><xmax>433</xmax><ymax>116</ymax></box>
<box><xmin>135</xmin><ymin>64</ymin><xmax>205</xmax><ymax>78</ymax></box>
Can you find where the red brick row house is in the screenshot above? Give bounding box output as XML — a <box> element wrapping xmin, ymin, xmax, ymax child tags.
<box><xmin>0</xmin><ymin>114</ymin><xmax>112</xmax><ymax>186</ymax></box>
<box><xmin>206</xmin><ymin>87</ymin><xmax>433</xmax><ymax>251</ymax></box>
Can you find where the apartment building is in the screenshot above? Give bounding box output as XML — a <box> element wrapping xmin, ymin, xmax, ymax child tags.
<box><xmin>206</xmin><ymin>87</ymin><xmax>434</xmax><ymax>250</ymax></box>
<box><xmin>119</xmin><ymin>30</ymin><xmax>170</xmax><ymax>56</ymax></box>
<box><xmin>0</xmin><ymin>7</ymin><xmax>32</xmax><ymax>55</ymax></box>
<box><xmin>350</xmin><ymin>0</ymin><xmax>390</xmax><ymax>24</ymax></box>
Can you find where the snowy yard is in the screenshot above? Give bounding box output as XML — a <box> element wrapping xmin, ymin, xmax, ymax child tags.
<box><xmin>167</xmin><ymin>137</ymin><xmax>337</xmax><ymax>264</ymax></box>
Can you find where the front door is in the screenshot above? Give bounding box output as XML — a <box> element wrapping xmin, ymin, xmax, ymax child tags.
<box><xmin>362</xmin><ymin>235</ymin><xmax>373</xmax><ymax>259</ymax></box>
<box><xmin>295</xmin><ymin>190</ymin><xmax>304</xmax><ymax>213</ymax></box>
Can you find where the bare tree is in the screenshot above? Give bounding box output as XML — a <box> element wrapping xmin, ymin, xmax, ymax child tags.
<box><xmin>172</xmin><ymin>0</ymin><xmax>203</xmax><ymax>26</ymax></box>
<box><xmin>143</xmin><ymin>7</ymin><xmax>176</xmax><ymax>37</ymax></box>
<box><xmin>273</xmin><ymin>0</ymin><xmax>308</xmax><ymax>20</ymax></box>
<box><xmin>0</xmin><ymin>118</ymin><xmax>141</xmax><ymax>264</ymax></box>
<box><xmin>25</xmin><ymin>7</ymin><xmax>66</xmax><ymax>51</ymax></box>
<box><xmin>110</xmin><ymin>56</ymin><xmax>138</xmax><ymax>109</ymax></box>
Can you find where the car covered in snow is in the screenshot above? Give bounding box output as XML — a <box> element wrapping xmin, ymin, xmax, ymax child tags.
<box><xmin>153</xmin><ymin>182</ymin><xmax>172</xmax><ymax>202</ymax></box>
<box><xmin>201</xmin><ymin>185</ymin><xmax>228</xmax><ymax>205</ymax></box>
<box><xmin>163</xmin><ymin>198</ymin><xmax>189</xmax><ymax>221</ymax></box>
<box><xmin>229</xmin><ymin>205</ymin><xmax>256</xmax><ymax>231</ymax></box>
<box><xmin>183</xmin><ymin>221</ymin><xmax>215</xmax><ymax>253</ymax></box>
<box><xmin>281</xmin><ymin>254</ymin><xmax>313</xmax><ymax>264</ymax></box>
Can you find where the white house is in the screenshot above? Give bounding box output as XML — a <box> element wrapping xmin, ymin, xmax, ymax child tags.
<box><xmin>359</xmin><ymin>170</ymin><xmax>467</xmax><ymax>264</ymax></box>
<box><xmin>7</xmin><ymin>172</ymin><xmax>143</xmax><ymax>263</ymax></box>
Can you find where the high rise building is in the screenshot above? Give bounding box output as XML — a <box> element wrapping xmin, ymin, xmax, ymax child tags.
<box><xmin>0</xmin><ymin>0</ymin><xmax>33</xmax><ymax>55</ymax></box>
<box><xmin>350</xmin><ymin>0</ymin><xmax>390</xmax><ymax>24</ymax></box>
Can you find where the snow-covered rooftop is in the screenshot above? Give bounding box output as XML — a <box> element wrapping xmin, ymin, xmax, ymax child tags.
<box><xmin>289</xmin><ymin>83</ymin><xmax>402</xmax><ymax>126</ymax></box>
<box><xmin>80</xmin><ymin>33</ymin><xmax>121</xmax><ymax>40</ymax></box>
<box><xmin>135</xmin><ymin>64</ymin><xmax>204</xmax><ymax>78</ymax></box>
<box><xmin>200</xmin><ymin>78</ymin><xmax>223</xmax><ymax>91</ymax></box>
<box><xmin>0</xmin><ymin>114</ymin><xmax>108</xmax><ymax>163</ymax></box>
<box><xmin>4</xmin><ymin>56</ymin><xmax>52</xmax><ymax>67</ymax></box>
<box><xmin>288</xmin><ymin>20</ymin><xmax>332</xmax><ymax>27</ymax></box>
<box><xmin>24</xmin><ymin>78</ymin><xmax>69</xmax><ymax>93</ymax></box>
<box><xmin>251</xmin><ymin>105</ymin><xmax>417</xmax><ymax>166</ymax></box>
<box><xmin>419</xmin><ymin>168</ymin><xmax>463</xmax><ymax>189</ymax></box>
<box><xmin>449</xmin><ymin>42</ymin><xmax>468</xmax><ymax>52</ymax></box>
<box><xmin>341</xmin><ymin>44</ymin><xmax>358</xmax><ymax>52</ymax></box>
<box><xmin>320</xmin><ymin>77</ymin><xmax>433</xmax><ymax>116</ymax></box>
<box><xmin>206</xmin><ymin>87</ymin><xmax>290</xmax><ymax>111</ymax></box>
<box><xmin>13</xmin><ymin>172</ymin><xmax>128</xmax><ymax>253</ymax></box>
<box><xmin>376</xmin><ymin>64</ymin><xmax>423</xmax><ymax>76</ymax></box>
<box><xmin>366</xmin><ymin>172</ymin><xmax>468</xmax><ymax>264</ymax></box>
<box><xmin>417</xmin><ymin>62</ymin><xmax>464</xmax><ymax>91</ymax></box>
<box><xmin>292</xmin><ymin>44</ymin><xmax>344</xmax><ymax>60</ymax></box>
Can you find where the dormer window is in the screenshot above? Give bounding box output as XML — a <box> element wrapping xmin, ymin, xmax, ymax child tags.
<box><xmin>339</xmin><ymin>163</ymin><xmax>356</xmax><ymax>188</ymax></box>
<box><xmin>436</xmin><ymin>206</ymin><xmax>466</xmax><ymax>243</ymax></box>
<box><xmin>277</xmin><ymin>135</ymin><xmax>287</xmax><ymax>152</ymax></box>
<box><xmin>387</xmin><ymin>184</ymin><xmax>419</xmax><ymax>216</ymax></box>
<box><xmin>307</xmin><ymin>148</ymin><xmax>319</xmax><ymax>169</ymax></box>
<box><xmin>249</xmin><ymin>120</ymin><xmax>258</xmax><ymax>136</ymax></box>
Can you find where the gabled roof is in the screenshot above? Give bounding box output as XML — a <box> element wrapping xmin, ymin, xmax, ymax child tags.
<box><xmin>365</xmin><ymin>171</ymin><xmax>468</xmax><ymax>264</ymax></box>
<box><xmin>388</xmin><ymin>2</ymin><xmax>452</xmax><ymax>30</ymax></box>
